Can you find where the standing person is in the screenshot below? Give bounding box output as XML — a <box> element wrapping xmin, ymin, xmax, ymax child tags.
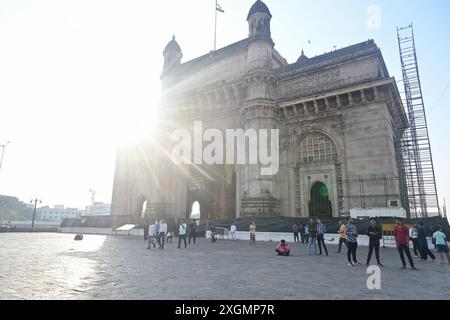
<box><xmin>394</xmin><ymin>219</ymin><xmax>418</xmax><ymax>270</ymax></box>
<box><xmin>249</xmin><ymin>221</ymin><xmax>256</xmax><ymax>245</ymax></box>
<box><xmin>188</xmin><ymin>221</ymin><xmax>197</xmax><ymax>245</ymax></box>
<box><xmin>299</xmin><ymin>222</ymin><xmax>306</xmax><ymax>243</ymax></box>
<box><xmin>211</xmin><ymin>226</ymin><xmax>217</xmax><ymax>243</ymax></box>
<box><xmin>316</xmin><ymin>219</ymin><xmax>328</xmax><ymax>256</ymax></box>
<box><xmin>155</xmin><ymin>220</ymin><xmax>160</xmax><ymax>236</ymax></box>
<box><xmin>143</xmin><ymin>219</ymin><xmax>149</xmax><ymax>241</ymax></box>
<box><xmin>336</xmin><ymin>220</ymin><xmax>347</xmax><ymax>253</ymax></box>
<box><xmin>275</xmin><ymin>240</ymin><xmax>291</xmax><ymax>256</ymax></box>
<box><xmin>417</xmin><ymin>222</ymin><xmax>436</xmax><ymax>261</ymax></box>
<box><xmin>158</xmin><ymin>220</ymin><xmax>168</xmax><ymax>250</ymax></box>
<box><xmin>292</xmin><ymin>223</ymin><xmax>300</xmax><ymax>244</ymax></box>
<box><xmin>366</xmin><ymin>218</ymin><xmax>383</xmax><ymax>266</ymax></box>
<box><xmin>433</xmin><ymin>226</ymin><xmax>450</xmax><ymax>264</ymax></box>
<box><xmin>431</xmin><ymin>225</ymin><xmax>437</xmax><ymax>251</ymax></box>
<box><xmin>345</xmin><ymin>218</ymin><xmax>361</xmax><ymax>266</ymax></box>
<box><xmin>308</xmin><ymin>218</ymin><xmax>317</xmax><ymax>255</ymax></box>
<box><xmin>230</xmin><ymin>223</ymin><xmax>238</xmax><ymax>241</ymax></box>
<box><xmin>409</xmin><ymin>223</ymin><xmax>420</xmax><ymax>258</ymax></box>
<box><xmin>304</xmin><ymin>224</ymin><xmax>309</xmax><ymax>243</ymax></box>
<box><xmin>147</xmin><ymin>222</ymin><xmax>157</xmax><ymax>250</ymax></box>
<box><xmin>178</xmin><ymin>219</ymin><xmax>187</xmax><ymax>249</ymax></box>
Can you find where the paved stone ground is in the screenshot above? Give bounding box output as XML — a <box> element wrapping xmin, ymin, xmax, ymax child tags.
<box><xmin>0</xmin><ymin>233</ymin><xmax>449</xmax><ymax>300</ymax></box>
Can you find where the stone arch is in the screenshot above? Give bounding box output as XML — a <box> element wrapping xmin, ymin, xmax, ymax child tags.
<box><xmin>190</xmin><ymin>201</ymin><xmax>201</xmax><ymax>220</ymax></box>
<box><xmin>308</xmin><ymin>181</ymin><xmax>332</xmax><ymax>220</ymax></box>
<box><xmin>290</xmin><ymin>128</ymin><xmax>344</xmax><ymax>218</ymax></box>
<box><xmin>135</xmin><ymin>194</ymin><xmax>148</xmax><ymax>220</ymax></box>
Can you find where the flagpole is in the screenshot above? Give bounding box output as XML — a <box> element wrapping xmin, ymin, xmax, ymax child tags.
<box><xmin>214</xmin><ymin>0</ymin><xmax>218</xmax><ymax>51</ymax></box>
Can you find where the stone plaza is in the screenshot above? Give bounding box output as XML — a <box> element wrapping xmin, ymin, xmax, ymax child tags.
<box><xmin>0</xmin><ymin>233</ymin><xmax>449</xmax><ymax>300</ymax></box>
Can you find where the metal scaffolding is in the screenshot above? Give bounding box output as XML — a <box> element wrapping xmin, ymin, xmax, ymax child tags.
<box><xmin>396</xmin><ymin>23</ymin><xmax>440</xmax><ymax>218</ymax></box>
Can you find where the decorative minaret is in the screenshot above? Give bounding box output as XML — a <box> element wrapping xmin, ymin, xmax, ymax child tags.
<box><xmin>248</xmin><ymin>0</ymin><xmax>272</xmax><ymax>38</ymax></box>
<box><xmin>162</xmin><ymin>35</ymin><xmax>182</xmax><ymax>73</ymax></box>
<box><xmin>238</xmin><ymin>0</ymin><xmax>280</xmax><ymax>217</ymax></box>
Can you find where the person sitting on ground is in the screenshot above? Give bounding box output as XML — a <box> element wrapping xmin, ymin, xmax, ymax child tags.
<box><xmin>275</xmin><ymin>240</ymin><xmax>290</xmax><ymax>256</ymax></box>
<box><xmin>166</xmin><ymin>232</ymin><xmax>174</xmax><ymax>243</ymax></box>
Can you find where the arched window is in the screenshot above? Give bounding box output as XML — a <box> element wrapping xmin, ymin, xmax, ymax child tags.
<box><xmin>188</xmin><ymin>172</ymin><xmax>206</xmax><ymax>191</ymax></box>
<box><xmin>297</xmin><ymin>132</ymin><xmax>337</xmax><ymax>164</ymax></box>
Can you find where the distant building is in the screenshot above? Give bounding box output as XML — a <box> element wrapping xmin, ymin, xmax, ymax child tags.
<box><xmin>36</xmin><ymin>205</ymin><xmax>83</xmax><ymax>222</ymax></box>
<box><xmin>84</xmin><ymin>202</ymin><xmax>111</xmax><ymax>217</ymax></box>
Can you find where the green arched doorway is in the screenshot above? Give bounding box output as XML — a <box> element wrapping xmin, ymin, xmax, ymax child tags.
<box><xmin>308</xmin><ymin>182</ymin><xmax>332</xmax><ymax>220</ymax></box>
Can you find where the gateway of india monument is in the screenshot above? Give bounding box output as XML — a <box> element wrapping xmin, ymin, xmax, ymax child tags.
<box><xmin>111</xmin><ymin>0</ymin><xmax>408</xmax><ymax>222</ymax></box>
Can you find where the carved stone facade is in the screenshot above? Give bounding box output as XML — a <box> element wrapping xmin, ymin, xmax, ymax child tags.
<box><xmin>111</xmin><ymin>0</ymin><xmax>407</xmax><ymax>221</ymax></box>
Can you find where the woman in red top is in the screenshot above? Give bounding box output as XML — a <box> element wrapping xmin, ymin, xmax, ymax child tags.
<box><xmin>275</xmin><ymin>240</ymin><xmax>290</xmax><ymax>256</ymax></box>
<box><xmin>394</xmin><ymin>219</ymin><xmax>419</xmax><ymax>270</ymax></box>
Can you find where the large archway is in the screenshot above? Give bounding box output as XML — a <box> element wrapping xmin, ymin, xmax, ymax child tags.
<box><xmin>308</xmin><ymin>182</ymin><xmax>332</xmax><ymax>220</ymax></box>
<box><xmin>185</xmin><ymin>165</ymin><xmax>236</xmax><ymax>220</ymax></box>
<box><xmin>190</xmin><ymin>201</ymin><xmax>201</xmax><ymax>220</ymax></box>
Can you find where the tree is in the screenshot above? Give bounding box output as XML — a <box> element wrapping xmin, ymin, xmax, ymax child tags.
<box><xmin>0</xmin><ymin>195</ymin><xmax>33</xmax><ymax>222</ymax></box>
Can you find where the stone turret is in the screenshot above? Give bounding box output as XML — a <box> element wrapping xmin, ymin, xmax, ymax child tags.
<box><xmin>247</xmin><ymin>0</ymin><xmax>272</xmax><ymax>38</ymax></box>
<box><xmin>237</xmin><ymin>0</ymin><xmax>280</xmax><ymax>217</ymax></box>
<box><xmin>162</xmin><ymin>35</ymin><xmax>182</xmax><ymax>73</ymax></box>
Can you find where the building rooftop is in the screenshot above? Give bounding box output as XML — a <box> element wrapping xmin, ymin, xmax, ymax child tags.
<box><xmin>276</xmin><ymin>39</ymin><xmax>383</xmax><ymax>76</ymax></box>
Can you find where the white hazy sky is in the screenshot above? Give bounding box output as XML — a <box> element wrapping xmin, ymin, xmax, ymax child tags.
<box><xmin>0</xmin><ymin>0</ymin><xmax>449</xmax><ymax>215</ymax></box>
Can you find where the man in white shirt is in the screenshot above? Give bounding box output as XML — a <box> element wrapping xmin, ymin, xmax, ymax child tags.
<box><xmin>409</xmin><ymin>223</ymin><xmax>420</xmax><ymax>258</ymax></box>
<box><xmin>178</xmin><ymin>219</ymin><xmax>187</xmax><ymax>248</ymax></box>
<box><xmin>158</xmin><ymin>220</ymin><xmax>168</xmax><ymax>250</ymax></box>
<box><xmin>230</xmin><ymin>223</ymin><xmax>238</xmax><ymax>241</ymax></box>
<box><xmin>147</xmin><ymin>222</ymin><xmax>156</xmax><ymax>250</ymax></box>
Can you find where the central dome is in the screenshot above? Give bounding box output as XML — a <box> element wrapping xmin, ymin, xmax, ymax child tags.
<box><xmin>247</xmin><ymin>0</ymin><xmax>272</xmax><ymax>20</ymax></box>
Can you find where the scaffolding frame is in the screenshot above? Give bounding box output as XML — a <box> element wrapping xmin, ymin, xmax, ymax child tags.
<box><xmin>396</xmin><ymin>23</ymin><xmax>440</xmax><ymax>218</ymax></box>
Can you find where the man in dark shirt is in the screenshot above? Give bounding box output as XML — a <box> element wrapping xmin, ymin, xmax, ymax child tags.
<box><xmin>316</xmin><ymin>219</ymin><xmax>328</xmax><ymax>256</ymax></box>
<box><xmin>366</xmin><ymin>218</ymin><xmax>383</xmax><ymax>266</ymax></box>
<box><xmin>299</xmin><ymin>222</ymin><xmax>306</xmax><ymax>243</ymax></box>
<box><xmin>417</xmin><ymin>222</ymin><xmax>436</xmax><ymax>261</ymax></box>
<box><xmin>188</xmin><ymin>221</ymin><xmax>197</xmax><ymax>245</ymax></box>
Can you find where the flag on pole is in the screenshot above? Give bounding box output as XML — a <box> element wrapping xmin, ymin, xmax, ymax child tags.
<box><xmin>216</xmin><ymin>3</ymin><xmax>225</xmax><ymax>13</ymax></box>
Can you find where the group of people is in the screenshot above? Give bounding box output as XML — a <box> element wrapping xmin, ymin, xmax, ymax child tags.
<box><xmin>146</xmin><ymin>219</ymin><xmax>197</xmax><ymax>250</ymax></box>
<box><xmin>286</xmin><ymin>217</ymin><xmax>450</xmax><ymax>268</ymax></box>
<box><xmin>291</xmin><ymin>219</ymin><xmax>329</xmax><ymax>256</ymax></box>
<box><xmin>146</xmin><ymin>217</ymin><xmax>450</xmax><ymax>268</ymax></box>
<box><xmin>216</xmin><ymin>221</ymin><xmax>256</xmax><ymax>244</ymax></box>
